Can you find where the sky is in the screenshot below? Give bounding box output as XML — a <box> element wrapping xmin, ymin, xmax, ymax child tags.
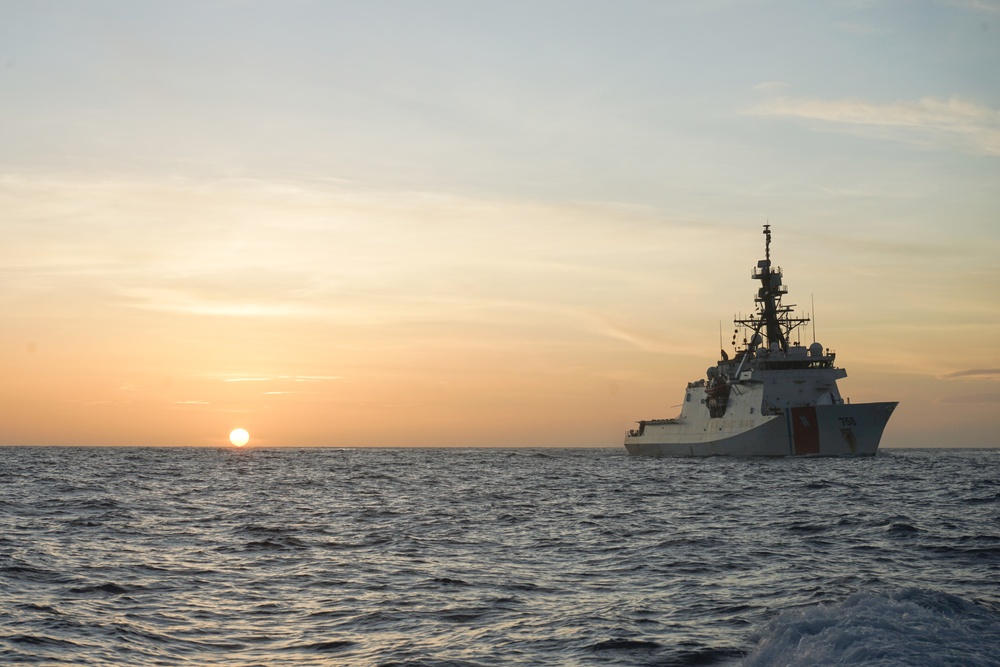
<box><xmin>1</xmin><ymin>0</ymin><xmax>998</xmax><ymax>448</ymax></box>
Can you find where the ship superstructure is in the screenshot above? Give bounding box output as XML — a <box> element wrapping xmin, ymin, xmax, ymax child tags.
<box><xmin>624</xmin><ymin>225</ymin><xmax>896</xmax><ymax>457</ymax></box>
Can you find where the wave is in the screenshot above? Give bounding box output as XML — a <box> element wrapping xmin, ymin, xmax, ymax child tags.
<box><xmin>2</xmin><ymin>447</ymin><xmax>998</xmax><ymax>667</ymax></box>
<box><xmin>67</xmin><ymin>582</ymin><xmax>129</xmax><ymax>596</ymax></box>
<box><xmin>742</xmin><ymin>588</ymin><xmax>1000</xmax><ymax>667</ymax></box>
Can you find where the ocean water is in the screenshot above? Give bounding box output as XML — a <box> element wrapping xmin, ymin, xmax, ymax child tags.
<box><xmin>1</xmin><ymin>447</ymin><xmax>999</xmax><ymax>667</ymax></box>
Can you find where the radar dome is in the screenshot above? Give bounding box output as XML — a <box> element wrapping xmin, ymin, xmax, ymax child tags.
<box><xmin>809</xmin><ymin>342</ymin><xmax>824</xmax><ymax>357</ymax></box>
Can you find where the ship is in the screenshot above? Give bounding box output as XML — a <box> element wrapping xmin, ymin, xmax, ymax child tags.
<box><xmin>624</xmin><ymin>225</ymin><xmax>896</xmax><ymax>457</ymax></box>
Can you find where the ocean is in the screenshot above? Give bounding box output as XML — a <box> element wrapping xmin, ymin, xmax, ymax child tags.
<box><xmin>1</xmin><ymin>446</ymin><xmax>998</xmax><ymax>666</ymax></box>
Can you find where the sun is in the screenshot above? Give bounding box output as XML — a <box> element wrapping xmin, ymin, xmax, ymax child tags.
<box><xmin>229</xmin><ymin>428</ymin><xmax>250</xmax><ymax>447</ymax></box>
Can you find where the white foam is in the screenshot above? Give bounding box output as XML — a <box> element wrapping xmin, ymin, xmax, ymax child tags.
<box><xmin>742</xmin><ymin>588</ymin><xmax>1000</xmax><ymax>667</ymax></box>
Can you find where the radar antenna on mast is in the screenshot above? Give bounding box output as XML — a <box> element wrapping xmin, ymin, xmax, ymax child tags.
<box><xmin>733</xmin><ymin>224</ymin><xmax>810</xmax><ymax>355</ymax></box>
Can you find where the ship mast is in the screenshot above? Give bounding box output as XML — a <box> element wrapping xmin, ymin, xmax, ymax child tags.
<box><xmin>757</xmin><ymin>224</ymin><xmax>787</xmax><ymax>350</ymax></box>
<box><xmin>733</xmin><ymin>225</ymin><xmax>809</xmax><ymax>354</ymax></box>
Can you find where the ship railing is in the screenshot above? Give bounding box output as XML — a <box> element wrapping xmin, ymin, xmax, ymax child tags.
<box><xmin>753</xmin><ymin>284</ymin><xmax>789</xmax><ymax>295</ymax></box>
<box><xmin>751</xmin><ymin>266</ymin><xmax>782</xmax><ymax>279</ymax></box>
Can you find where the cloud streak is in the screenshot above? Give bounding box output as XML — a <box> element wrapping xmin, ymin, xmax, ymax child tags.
<box><xmin>942</xmin><ymin>368</ymin><xmax>1000</xmax><ymax>379</ymax></box>
<box><xmin>937</xmin><ymin>392</ymin><xmax>1000</xmax><ymax>404</ymax></box>
<box><xmin>947</xmin><ymin>0</ymin><xmax>1000</xmax><ymax>15</ymax></box>
<box><xmin>746</xmin><ymin>94</ymin><xmax>1000</xmax><ymax>156</ymax></box>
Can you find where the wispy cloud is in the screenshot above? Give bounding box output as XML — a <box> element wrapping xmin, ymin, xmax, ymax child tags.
<box><xmin>746</xmin><ymin>93</ymin><xmax>1000</xmax><ymax>156</ymax></box>
<box><xmin>942</xmin><ymin>368</ymin><xmax>1000</xmax><ymax>379</ymax></box>
<box><xmin>836</xmin><ymin>21</ymin><xmax>892</xmax><ymax>36</ymax></box>
<box><xmin>119</xmin><ymin>286</ymin><xmax>321</xmax><ymax>318</ymax></box>
<box><xmin>937</xmin><ymin>392</ymin><xmax>1000</xmax><ymax>403</ymax></box>
<box><xmin>945</xmin><ymin>0</ymin><xmax>1000</xmax><ymax>15</ymax></box>
<box><xmin>752</xmin><ymin>81</ymin><xmax>791</xmax><ymax>93</ymax></box>
<box><xmin>215</xmin><ymin>375</ymin><xmax>343</xmax><ymax>383</ymax></box>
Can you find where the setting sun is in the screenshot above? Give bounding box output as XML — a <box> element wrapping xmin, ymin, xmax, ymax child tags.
<box><xmin>229</xmin><ymin>428</ymin><xmax>250</xmax><ymax>447</ymax></box>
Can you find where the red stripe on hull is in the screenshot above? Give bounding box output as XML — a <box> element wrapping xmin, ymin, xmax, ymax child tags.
<box><xmin>790</xmin><ymin>406</ymin><xmax>820</xmax><ymax>455</ymax></box>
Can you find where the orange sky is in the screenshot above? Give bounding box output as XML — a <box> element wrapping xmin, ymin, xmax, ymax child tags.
<box><xmin>2</xmin><ymin>3</ymin><xmax>998</xmax><ymax>448</ymax></box>
<box><xmin>2</xmin><ymin>178</ymin><xmax>997</xmax><ymax>448</ymax></box>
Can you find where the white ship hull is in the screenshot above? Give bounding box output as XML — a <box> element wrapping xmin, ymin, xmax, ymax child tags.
<box><xmin>625</xmin><ymin>401</ymin><xmax>897</xmax><ymax>457</ymax></box>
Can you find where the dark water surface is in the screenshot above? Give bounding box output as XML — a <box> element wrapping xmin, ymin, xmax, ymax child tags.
<box><xmin>2</xmin><ymin>447</ymin><xmax>999</xmax><ymax>666</ymax></box>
